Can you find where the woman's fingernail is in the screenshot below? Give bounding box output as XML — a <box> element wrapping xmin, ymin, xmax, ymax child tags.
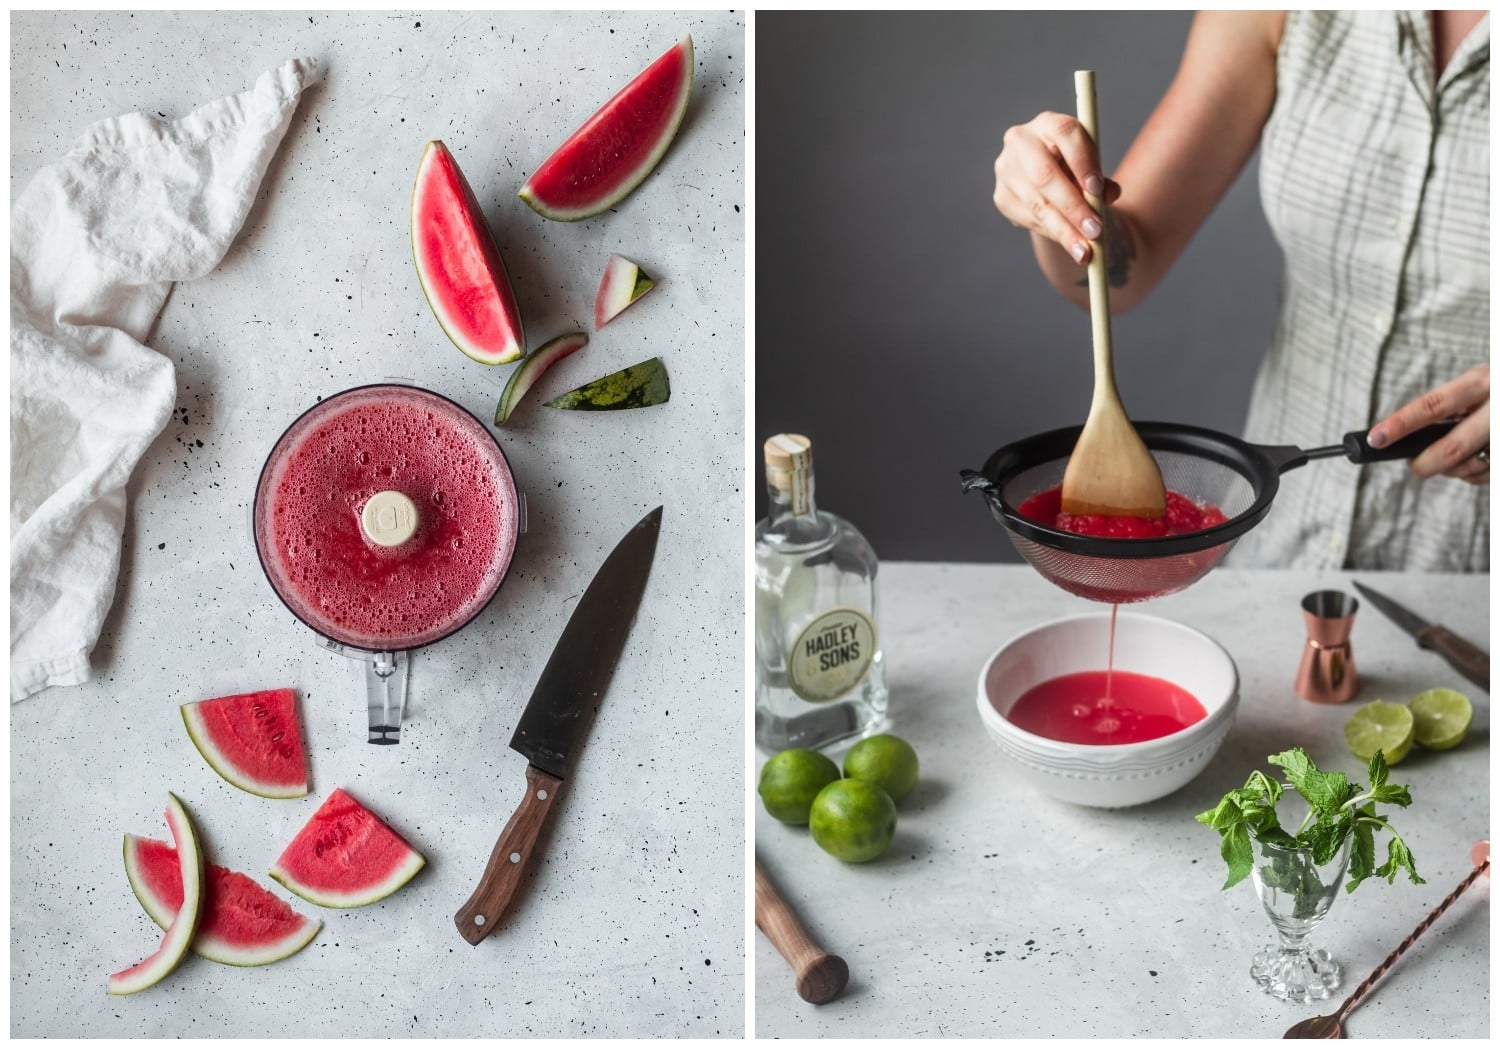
<box><xmin>1081</xmin><ymin>216</ymin><xmax>1103</xmax><ymax>239</ymax></box>
<box><xmin>1070</xmin><ymin>242</ymin><xmax>1088</xmax><ymax>264</ymax></box>
<box><xmin>1084</xmin><ymin>174</ymin><xmax>1104</xmax><ymax>196</ymax></box>
<box><xmin>1367</xmin><ymin>427</ymin><xmax>1389</xmax><ymax>448</ymax></box>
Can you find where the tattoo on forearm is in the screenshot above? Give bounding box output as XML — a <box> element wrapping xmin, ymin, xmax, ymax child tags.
<box><xmin>1074</xmin><ymin>207</ymin><xmax>1137</xmax><ymax>289</ymax></box>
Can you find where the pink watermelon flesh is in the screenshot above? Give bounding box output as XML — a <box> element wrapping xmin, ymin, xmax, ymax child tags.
<box><xmin>413</xmin><ymin>140</ymin><xmax>526</xmax><ymax>364</ymax></box>
<box><xmin>594</xmin><ymin>255</ymin><xmax>655</xmax><ymax>329</ymax></box>
<box><xmin>125</xmin><ymin>835</ymin><xmax>321</xmax><ymax>967</ymax></box>
<box><xmin>520</xmin><ymin>35</ymin><xmax>693</xmax><ymax>221</ymax></box>
<box><xmin>109</xmin><ymin>795</ymin><xmax>204</xmax><ymax>995</ymax></box>
<box><xmin>270</xmin><ymin>788</ymin><xmax>425</xmax><ymax>908</ymax></box>
<box><xmin>181</xmin><ymin>688</ymin><xmax>308</xmax><ymax>799</ymax></box>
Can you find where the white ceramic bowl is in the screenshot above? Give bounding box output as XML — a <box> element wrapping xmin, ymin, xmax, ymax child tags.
<box><xmin>975</xmin><ymin>611</ymin><xmax>1238</xmax><ymax>807</ymax></box>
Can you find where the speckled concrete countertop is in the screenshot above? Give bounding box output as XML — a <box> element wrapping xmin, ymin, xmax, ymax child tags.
<box><xmin>12</xmin><ymin>10</ymin><xmax>744</xmax><ymax>1038</ymax></box>
<box><xmin>755</xmin><ymin>564</ymin><xmax>1488</xmax><ymax>1038</ymax></box>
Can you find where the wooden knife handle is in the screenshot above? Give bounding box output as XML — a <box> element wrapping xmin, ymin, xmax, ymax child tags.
<box><xmin>1418</xmin><ymin>626</ymin><xmax>1489</xmax><ymax>694</ymax></box>
<box><xmin>754</xmin><ymin>860</ymin><xmax>849</xmax><ymax>1004</ymax></box>
<box><xmin>455</xmin><ymin>765</ymin><xmax>564</xmax><ymax>945</ymax></box>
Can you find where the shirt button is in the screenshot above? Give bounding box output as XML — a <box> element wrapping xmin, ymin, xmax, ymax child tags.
<box><xmin>1372</xmin><ymin>310</ymin><xmax>1390</xmax><ymax>333</ymax></box>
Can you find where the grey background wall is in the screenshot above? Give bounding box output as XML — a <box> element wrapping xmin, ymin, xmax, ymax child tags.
<box><xmin>755</xmin><ymin>10</ymin><xmax>1282</xmax><ymax>561</ymax></box>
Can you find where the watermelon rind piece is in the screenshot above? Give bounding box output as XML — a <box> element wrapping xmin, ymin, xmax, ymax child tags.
<box><xmin>181</xmin><ymin>688</ymin><xmax>309</xmax><ymax>800</ymax></box>
<box><xmin>108</xmin><ymin>794</ymin><xmax>204</xmax><ymax>995</ymax></box>
<box><xmin>269</xmin><ymin>788</ymin><xmax>426</xmax><ymax>909</ymax></box>
<box><xmin>124</xmin><ymin>834</ymin><xmax>322</xmax><ymax>967</ymax></box>
<box><xmin>495</xmin><ymin>332</ymin><xmax>589</xmax><ymax>425</ymax></box>
<box><xmin>594</xmin><ymin>255</ymin><xmax>656</xmax><ymax>329</ymax></box>
<box><xmin>412</xmin><ymin>140</ymin><xmax>526</xmax><ymax>365</ymax></box>
<box><xmin>520</xmin><ymin>35</ymin><xmax>694</xmax><ymax>221</ymax></box>
<box><xmin>544</xmin><ymin>357</ymin><xmax>670</xmax><ymax>411</ymax></box>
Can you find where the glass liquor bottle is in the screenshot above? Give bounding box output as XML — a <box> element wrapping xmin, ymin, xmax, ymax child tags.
<box><xmin>755</xmin><ymin>433</ymin><xmax>888</xmax><ymax>751</ymax></box>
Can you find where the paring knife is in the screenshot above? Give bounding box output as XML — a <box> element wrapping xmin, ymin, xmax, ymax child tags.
<box><xmin>455</xmin><ymin>505</ymin><xmax>663</xmax><ymax>944</ymax></box>
<box><xmin>1352</xmin><ymin>581</ymin><xmax>1488</xmax><ymax>693</ymax></box>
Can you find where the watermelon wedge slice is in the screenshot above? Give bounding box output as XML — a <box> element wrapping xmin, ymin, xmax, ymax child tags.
<box><xmin>594</xmin><ymin>255</ymin><xmax>655</xmax><ymax>329</ymax></box>
<box><xmin>125</xmin><ymin>835</ymin><xmax>321</xmax><ymax>967</ymax></box>
<box><xmin>519</xmin><ymin>35</ymin><xmax>694</xmax><ymax>221</ymax></box>
<box><xmin>495</xmin><ymin>331</ymin><xmax>588</xmax><ymax>425</ymax></box>
<box><xmin>545</xmin><ymin>357</ymin><xmax>670</xmax><ymax>411</ymax></box>
<box><xmin>108</xmin><ymin>794</ymin><xmax>204</xmax><ymax>995</ymax></box>
<box><xmin>181</xmin><ymin>688</ymin><xmax>309</xmax><ymax>799</ymax></box>
<box><xmin>270</xmin><ymin>788</ymin><xmax>425</xmax><ymax>908</ymax></box>
<box><xmin>412</xmin><ymin>140</ymin><xmax>526</xmax><ymax>364</ymax></box>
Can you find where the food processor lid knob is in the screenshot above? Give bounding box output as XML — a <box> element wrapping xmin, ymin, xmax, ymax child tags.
<box><xmin>361</xmin><ymin>490</ymin><xmax>418</xmax><ymax>547</ymax></box>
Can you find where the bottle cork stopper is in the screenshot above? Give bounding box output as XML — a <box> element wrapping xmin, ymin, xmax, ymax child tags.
<box><xmin>361</xmin><ymin>490</ymin><xmax>418</xmax><ymax>547</ymax></box>
<box><xmin>764</xmin><ymin>433</ymin><xmax>812</xmax><ymax>472</ymax></box>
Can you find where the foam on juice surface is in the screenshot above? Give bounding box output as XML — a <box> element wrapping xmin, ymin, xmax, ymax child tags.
<box><xmin>258</xmin><ymin>388</ymin><xmax>516</xmax><ymax>649</ymax></box>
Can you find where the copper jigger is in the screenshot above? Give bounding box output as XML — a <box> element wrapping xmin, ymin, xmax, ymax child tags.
<box><xmin>1296</xmin><ymin>590</ymin><xmax>1359</xmax><ymax>703</ymax></box>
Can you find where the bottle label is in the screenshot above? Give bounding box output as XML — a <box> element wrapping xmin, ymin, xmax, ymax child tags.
<box><xmin>788</xmin><ymin>607</ymin><xmax>877</xmax><ymax>703</ymax></box>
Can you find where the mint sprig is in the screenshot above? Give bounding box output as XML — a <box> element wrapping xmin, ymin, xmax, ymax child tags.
<box><xmin>1195</xmin><ymin>747</ymin><xmax>1424</xmax><ymax>893</ymax></box>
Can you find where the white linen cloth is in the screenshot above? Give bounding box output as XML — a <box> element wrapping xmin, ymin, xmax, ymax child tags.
<box><xmin>11</xmin><ymin>58</ymin><xmax>320</xmax><ymax>701</ymax></box>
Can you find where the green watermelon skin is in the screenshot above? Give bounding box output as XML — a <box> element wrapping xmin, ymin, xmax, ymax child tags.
<box><xmin>520</xmin><ymin>36</ymin><xmax>693</xmax><ymax>221</ymax></box>
<box><xmin>181</xmin><ymin>688</ymin><xmax>309</xmax><ymax>799</ymax></box>
<box><xmin>124</xmin><ymin>835</ymin><xmax>321</xmax><ymax>967</ymax></box>
<box><xmin>545</xmin><ymin>357</ymin><xmax>670</xmax><ymax>411</ymax></box>
<box><xmin>270</xmin><ymin>788</ymin><xmax>425</xmax><ymax>909</ymax></box>
<box><xmin>108</xmin><ymin>795</ymin><xmax>205</xmax><ymax>995</ymax></box>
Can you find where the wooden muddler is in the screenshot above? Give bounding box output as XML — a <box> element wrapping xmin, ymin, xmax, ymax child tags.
<box><xmin>755</xmin><ymin>860</ymin><xmax>849</xmax><ymax>1005</ymax></box>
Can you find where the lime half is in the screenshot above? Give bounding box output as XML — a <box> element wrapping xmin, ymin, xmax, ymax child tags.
<box><xmin>1344</xmin><ymin>700</ymin><xmax>1415</xmax><ymax>764</ymax></box>
<box><xmin>1408</xmin><ymin>688</ymin><xmax>1473</xmax><ymax>751</ymax></box>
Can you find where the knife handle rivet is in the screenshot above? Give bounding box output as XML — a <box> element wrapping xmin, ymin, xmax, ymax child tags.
<box><xmin>510</xmin><ymin>852</ymin><xmax>522</xmax><ymax>863</ymax></box>
<box><xmin>536</xmin><ymin>789</ymin><xmax>549</xmax><ymax>800</ymax></box>
<box><xmin>473</xmin><ymin>914</ymin><xmax>485</xmax><ymax>926</ymax></box>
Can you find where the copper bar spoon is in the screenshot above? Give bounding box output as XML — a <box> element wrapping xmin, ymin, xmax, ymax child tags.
<box><xmin>1284</xmin><ymin>841</ymin><xmax>1489</xmax><ymax>1038</ymax></box>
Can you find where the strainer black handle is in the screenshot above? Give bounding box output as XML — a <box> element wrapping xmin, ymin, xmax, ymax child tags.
<box><xmin>1334</xmin><ymin>422</ymin><xmax>1457</xmax><ymax>465</ymax></box>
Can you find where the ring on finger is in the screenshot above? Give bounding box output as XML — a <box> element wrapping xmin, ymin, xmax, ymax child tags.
<box><xmin>1478</xmin><ymin>447</ymin><xmax>1489</xmax><ymax>464</ymax></box>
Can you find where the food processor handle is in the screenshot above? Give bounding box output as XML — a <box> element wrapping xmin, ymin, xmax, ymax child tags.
<box><xmin>316</xmin><ymin>639</ymin><xmax>411</xmax><ymax>744</ymax></box>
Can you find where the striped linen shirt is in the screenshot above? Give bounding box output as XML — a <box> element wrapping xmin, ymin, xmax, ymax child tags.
<box><xmin>1231</xmin><ymin>10</ymin><xmax>1489</xmax><ymax>571</ymax></box>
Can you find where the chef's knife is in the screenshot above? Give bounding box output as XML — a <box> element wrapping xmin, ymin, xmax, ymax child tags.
<box><xmin>455</xmin><ymin>505</ymin><xmax>663</xmax><ymax>944</ymax></box>
<box><xmin>1352</xmin><ymin>581</ymin><xmax>1488</xmax><ymax>693</ymax></box>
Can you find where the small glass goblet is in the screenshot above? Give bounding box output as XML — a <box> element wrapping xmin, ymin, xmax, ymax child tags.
<box><xmin>1250</xmin><ymin>835</ymin><xmax>1352</xmax><ymax>1003</ymax></box>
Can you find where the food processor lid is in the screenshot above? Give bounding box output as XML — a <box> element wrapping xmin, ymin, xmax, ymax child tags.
<box><xmin>252</xmin><ymin>383</ymin><xmax>519</xmax><ymax>652</ymax></box>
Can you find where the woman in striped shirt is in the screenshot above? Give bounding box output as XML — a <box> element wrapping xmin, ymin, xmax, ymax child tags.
<box><xmin>992</xmin><ymin>11</ymin><xmax>1488</xmax><ymax>571</ymax></box>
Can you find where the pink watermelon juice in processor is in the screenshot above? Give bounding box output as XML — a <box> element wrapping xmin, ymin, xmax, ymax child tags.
<box><xmin>257</xmin><ymin>386</ymin><xmax>517</xmax><ymax>652</ymax></box>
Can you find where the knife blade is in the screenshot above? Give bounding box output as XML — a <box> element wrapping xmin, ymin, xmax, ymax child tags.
<box><xmin>455</xmin><ymin>506</ymin><xmax>663</xmax><ymax>944</ymax></box>
<box><xmin>1352</xmin><ymin>581</ymin><xmax>1488</xmax><ymax>693</ymax></box>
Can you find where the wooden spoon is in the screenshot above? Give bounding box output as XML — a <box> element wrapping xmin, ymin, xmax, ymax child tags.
<box><xmin>1059</xmin><ymin>69</ymin><xmax>1166</xmax><ymax>521</ymax></box>
<box><xmin>755</xmin><ymin>860</ymin><xmax>849</xmax><ymax>1004</ymax></box>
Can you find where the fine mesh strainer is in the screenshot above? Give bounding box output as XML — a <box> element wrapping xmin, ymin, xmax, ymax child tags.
<box><xmin>961</xmin><ymin>420</ymin><xmax>1452</xmax><ymax>604</ymax></box>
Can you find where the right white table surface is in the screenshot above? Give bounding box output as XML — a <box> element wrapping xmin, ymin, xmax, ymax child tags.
<box><xmin>755</xmin><ymin>562</ymin><xmax>1489</xmax><ymax>1038</ymax></box>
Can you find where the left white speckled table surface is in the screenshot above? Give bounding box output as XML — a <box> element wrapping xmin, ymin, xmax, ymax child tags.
<box><xmin>755</xmin><ymin>563</ymin><xmax>1488</xmax><ymax>1038</ymax></box>
<box><xmin>11</xmin><ymin>10</ymin><xmax>745</xmax><ymax>1038</ymax></box>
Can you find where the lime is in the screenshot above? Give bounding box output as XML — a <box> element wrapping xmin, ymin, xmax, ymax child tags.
<box><xmin>843</xmin><ymin>734</ymin><xmax>920</xmax><ymax>803</ymax></box>
<box><xmin>758</xmin><ymin>749</ymin><xmax>841</xmax><ymax>825</ymax></box>
<box><xmin>1343</xmin><ymin>700</ymin><xmax>1416</xmax><ymax>765</ymax></box>
<box><xmin>809</xmin><ymin>779</ymin><xmax>897</xmax><ymax>863</ymax></box>
<box><xmin>1408</xmin><ymin>688</ymin><xmax>1473</xmax><ymax>751</ymax></box>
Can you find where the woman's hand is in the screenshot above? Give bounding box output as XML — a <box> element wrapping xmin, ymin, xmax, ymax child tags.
<box><xmin>992</xmin><ymin>111</ymin><xmax>1120</xmax><ymax>267</ymax></box>
<box><xmin>1368</xmin><ymin>365</ymin><xmax>1490</xmax><ymax>484</ymax></box>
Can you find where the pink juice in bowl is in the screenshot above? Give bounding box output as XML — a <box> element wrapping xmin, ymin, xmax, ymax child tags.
<box><xmin>253</xmin><ymin>384</ymin><xmax>520</xmax><ymax>742</ymax></box>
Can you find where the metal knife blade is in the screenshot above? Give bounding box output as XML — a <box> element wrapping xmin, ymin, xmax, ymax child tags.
<box><xmin>456</xmin><ymin>505</ymin><xmax>663</xmax><ymax>944</ymax></box>
<box><xmin>1352</xmin><ymin>581</ymin><xmax>1489</xmax><ymax>693</ymax></box>
<box><xmin>510</xmin><ymin>504</ymin><xmax>662</xmax><ymax>779</ymax></box>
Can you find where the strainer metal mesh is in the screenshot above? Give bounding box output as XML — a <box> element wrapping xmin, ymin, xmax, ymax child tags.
<box><xmin>983</xmin><ymin>445</ymin><xmax>1265</xmax><ymax>604</ymax></box>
